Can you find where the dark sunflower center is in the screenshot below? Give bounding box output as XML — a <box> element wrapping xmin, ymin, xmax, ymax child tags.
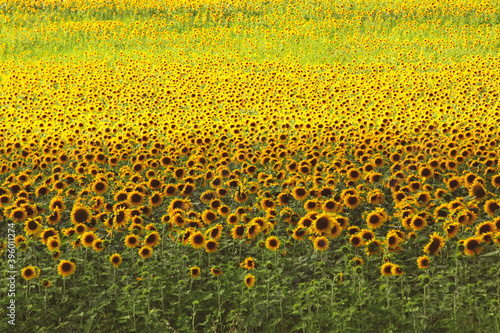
<box><xmin>269</xmin><ymin>239</ymin><xmax>278</xmax><ymax>247</ymax></box>
<box><xmin>28</xmin><ymin>220</ymin><xmax>38</xmax><ymax>230</ymax></box>
<box><xmin>428</xmin><ymin>239</ymin><xmax>441</xmax><ymax>253</ymax></box>
<box><xmin>296</xmin><ymin>188</ymin><xmax>306</xmax><ymax>196</ymax></box>
<box><xmin>95</xmin><ymin>183</ymin><xmax>105</xmax><ymax>191</ymax></box>
<box><xmin>236</xmin><ymin>226</ymin><xmax>245</xmax><ymax>236</ymax></box>
<box><xmin>351</xmin><ymin>237</ymin><xmax>360</xmax><ymax>245</ymax></box>
<box><xmin>207</xmin><ymin>241</ymin><xmax>216</xmax><ymax>250</ymax></box>
<box><xmin>479</xmin><ymin>225</ymin><xmax>491</xmax><ymax>234</ymax></box>
<box><xmin>14</xmin><ymin>211</ymin><xmax>24</xmax><ymax>218</ymax></box>
<box><xmin>413</xmin><ymin>218</ymin><xmax>423</xmax><ymax>227</ymax></box>
<box><xmin>207</xmin><ymin>213</ymin><xmax>215</xmax><ymax>220</ymax></box>
<box><xmin>61</xmin><ymin>263</ymin><xmax>72</xmax><ymax>272</ymax></box>
<box><xmin>131</xmin><ymin>194</ymin><xmax>142</xmax><ymax>203</ymax></box>
<box><xmin>317</xmin><ymin>240</ymin><xmax>326</xmax><ymax>247</ymax></box>
<box><xmin>25</xmin><ymin>269</ymin><xmax>34</xmax><ymax>277</ymax></box>
<box><xmin>146</xmin><ymin>234</ymin><xmax>156</xmax><ymax>243</ymax></box>
<box><xmin>316</xmin><ymin>217</ymin><xmax>329</xmax><ymax>230</ymax></box>
<box><xmin>74</xmin><ymin>209</ymin><xmax>89</xmax><ymax>223</ymax></box>
<box><xmin>116</xmin><ymin>211</ymin><xmax>125</xmax><ymax>223</ymax></box>
<box><xmin>466</xmin><ymin>240</ymin><xmax>479</xmax><ymax>250</ymax></box>
<box><xmin>193</xmin><ymin>235</ymin><xmax>204</xmax><ymax>244</ymax></box>
<box><xmin>85</xmin><ymin>235</ymin><xmax>94</xmax><ymax>243</ymax></box>
<box><xmin>369</xmin><ymin>215</ymin><xmax>380</xmax><ymax>224</ymax></box>
<box><xmin>472</xmin><ymin>186</ymin><xmax>486</xmax><ymax>197</ymax></box>
<box><xmin>347</xmin><ymin>196</ymin><xmax>358</xmax><ymax>205</ymax></box>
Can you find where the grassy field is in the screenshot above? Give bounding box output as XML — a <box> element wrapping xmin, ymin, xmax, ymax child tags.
<box><xmin>1</xmin><ymin>0</ymin><xmax>500</xmax><ymax>332</ymax></box>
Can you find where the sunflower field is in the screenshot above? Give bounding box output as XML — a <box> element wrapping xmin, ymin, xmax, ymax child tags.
<box><xmin>1</xmin><ymin>0</ymin><xmax>500</xmax><ymax>332</ymax></box>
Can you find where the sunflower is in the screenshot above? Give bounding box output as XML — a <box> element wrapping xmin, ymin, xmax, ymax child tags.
<box><xmin>491</xmin><ymin>174</ymin><xmax>500</xmax><ymax>189</ymax></box>
<box><xmin>328</xmin><ymin>220</ymin><xmax>342</xmax><ymax>238</ymax></box>
<box><xmin>190</xmin><ymin>266</ymin><xmax>201</xmax><ymax>279</ymax></box>
<box><xmin>144</xmin><ymin>231</ymin><xmax>161</xmax><ymax>247</ymax></box>
<box><xmin>266</xmin><ymin>236</ymin><xmax>280</xmax><ymax>251</ymax></box>
<box><xmin>386</xmin><ymin>233</ymin><xmax>402</xmax><ymax>249</ymax></box>
<box><xmin>469</xmin><ymin>182</ymin><xmax>488</xmax><ymax>201</ymax></box>
<box><xmin>46</xmin><ymin>236</ymin><xmax>60</xmax><ymax>252</ymax></box>
<box><xmin>71</xmin><ymin>204</ymin><xmax>92</xmax><ymax>225</ymax></box>
<box><xmin>9</xmin><ymin>207</ymin><xmax>26</xmax><ymax>223</ymax></box>
<box><xmin>227</xmin><ymin>214</ymin><xmax>239</xmax><ymax>225</ymax></box>
<box><xmin>291</xmin><ymin>187</ymin><xmax>309</xmax><ymax>201</ymax></box>
<box><xmin>366</xmin><ymin>211</ymin><xmax>384</xmax><ymax>229</ymax></box>
<box><xmin>229</xmin><ymin>224</ymin><xmax>245</xmax><ymax>240</ymax></box>
<box><xmin>463</xmin><ymin>237</ymin><xmax>483</xmax><ymax>256</ymax></box>
<box><xmin>201</xmin><ymin>210</ymin><xmax>218</xmax><ymax>225</ymax></box>
<box><xmin>423</xmin><ymin>232</ymin><xmax>445</xmax><ymax>256</ymax></box>
<box><xmin>22</xmin><ymin>266</ymin><xmax>39</xmax><ymax>281</ymax></box>
<box><xmin>110</xmin><ymin>253</ymin><xmax>122</xmax><ymax>268</ymax></box>
<box><xmin>351</xmin><ymin>257</ymin><xmax>364</xmax><ymax>267</ymax></box>
<box><xmin>391</xmin><ymin>265</ymin><xmax>404</xmax><ymax>276</ymax></box>
<box><xmin>149</xmin><ymin>192</ymin><xmax>163</xmax><ymax>208</ymax></box>
<box><xmin>138</xmin><ymin>245</ymin><xmax>153</xmax><ymax>259</ymax></box>
<box><xmin>40</xmin><ymin>228</ymin><xmax>58</xmax><ymax>245</ymax></box>
<box><xmin>313</xmin><ymin>236</ymin><xmax>329</xmax><ymax>251</ymax></box>
<box><xmin>445</xmin><ymin>223</ymin><xmax>460</xmax><ymax>239</ymax></box>
<box><xmin>365</xmin><ymin>239</ymin><xmax>382</xmax><ymax>256</ymax></box>
<box><xmin>349</xmin><ymin>234</ymin><xmax>364</xmax><ymax>247</ymax></box>
<box><xmin>125</xmin><ymin>234</ymin><xmax>140</xmax><ymax>248</ymax></box>
<box><xmin>234</xmin><ymin>191</ymin><xmax>248</xmax><ymax>205</ymax></box>
<box><xmin>245</xmin><ymin>223</ymin><xmax>261</xmax><ymax>240</ymax></box>
<box><xmin>240</xmin><ymin>257</ymin><xmax>255</xmax><ymax>270</ymax></box>
<box><xmin>292</xmin><ymin>227</ymin><xmax>307</xmax><ymax>241</ymax></box>
<box><xmin>347</xmin><ymin>168</ymin><xmax>361</xmax><ymax>182</ymax></box>
<box><xmin>24</xmin><ymin>219</ymin><xmax>42</xmax><ymax>236</ymax></box>
<box><xmin>164</xmin><ymin>185</ymin><xmax>177</xmax><ymax>197</ymax></box>
<box><xmin>211</xmin><ymin>267</ymin><xmax>222</xmax><ymax>276</ymax></box>
<box><xmin>381</xmin><ymin>263</ymin><xmax>393</xmax><ymax>276</ymax></box>
<box><xmin>311</xmin><ymin>213</ymin><xmax>333</xmax><ymax>235</ymax></box>
<box><xmin>57</xmin><ymin>260</ymin><xmax>76</xmax><ymax>278</ymax></box>
<box><xmin>245</xmin><ymin>274</ymin><xmax>255</xmax><ymax>288</ymax></box>
<box><xmin>42</xmin><ymin>279</ymin><xmax>51</xmax><ymax>287</ymax></box>
<box><xmin>113</xmin><ymin>209</ymin><xmax>130</xmax><ymax>230</ymax></box>
<box><xmin>207</xmin><ymin>224</ymin><xmax>223</xmax><ymax>240</ymax></box>
<box><xmin>417</xmin><ymin>255</ymin><xmax>430</xmax><ymax>269</ymax></box>
<box><xmin>92</xmin><ymin>181</ymin><xmax>107</xmax><ymax>195</ymax></box>
<box><xmin>74</xmin><ymin>223</ymin><xmax>87</xmax><ymax>236</ymax></box>
<box><xmin>205</xmin><ymin>239</ymin><xmax>218</xmax><ymax>253</ymax></box>
<box><xmin>476</xmin><ymin>221</ymin><xmax>496</xmax><ymax>236</ymax></box>
<box><xmin>128</xmin><ymin>191</ymin><xmax>144</xmax><ymax>207</ymax></box>
<box><xmin>359</xmin><ymin>229</ymin><xmax>375</xmax><ymax>242</ymax></box>
<box><xmin>484</xmin><ymin>199</ymin><xmax>500</xmax><ymax>217</ymax></box>
<box><xmin>49</xmin><ymin>196</ymin><xmax>66</xmax><ymax>212</ymax></box>
<box><xmin>81</xmin><ymin>231</ymin><xmax>97</xmax><ymax>248</ymax></box>
<box><xmin>189</xmin><ymin>231</ymin><xmax>206</xmax><ymax>249</ymax></box>
<box><xmin>92</xmin><ymin>239</ymin><xmax>105</xmax><ymax>252</ymax></box>
<box><xmin>344</xmin><ymin>194</ymin><xmax>361</xmax><ymax>209</ymax></box>
<box><xmin>410</xmin><ymin>216</ymin><xmax>427</xmax><ymax>231</ymax></box>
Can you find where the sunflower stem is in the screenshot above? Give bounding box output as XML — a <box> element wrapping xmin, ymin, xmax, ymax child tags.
<box><xmin>216</xmin><ymin>276</ymin><xmax>222</xmax><ymax>332</ymax></box>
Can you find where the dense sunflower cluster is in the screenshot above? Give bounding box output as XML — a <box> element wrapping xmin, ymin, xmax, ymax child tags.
<box><xmin>1</xmin><ymin>0</ymin><xmax>500</xmax><ymax>291</ymax></box>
